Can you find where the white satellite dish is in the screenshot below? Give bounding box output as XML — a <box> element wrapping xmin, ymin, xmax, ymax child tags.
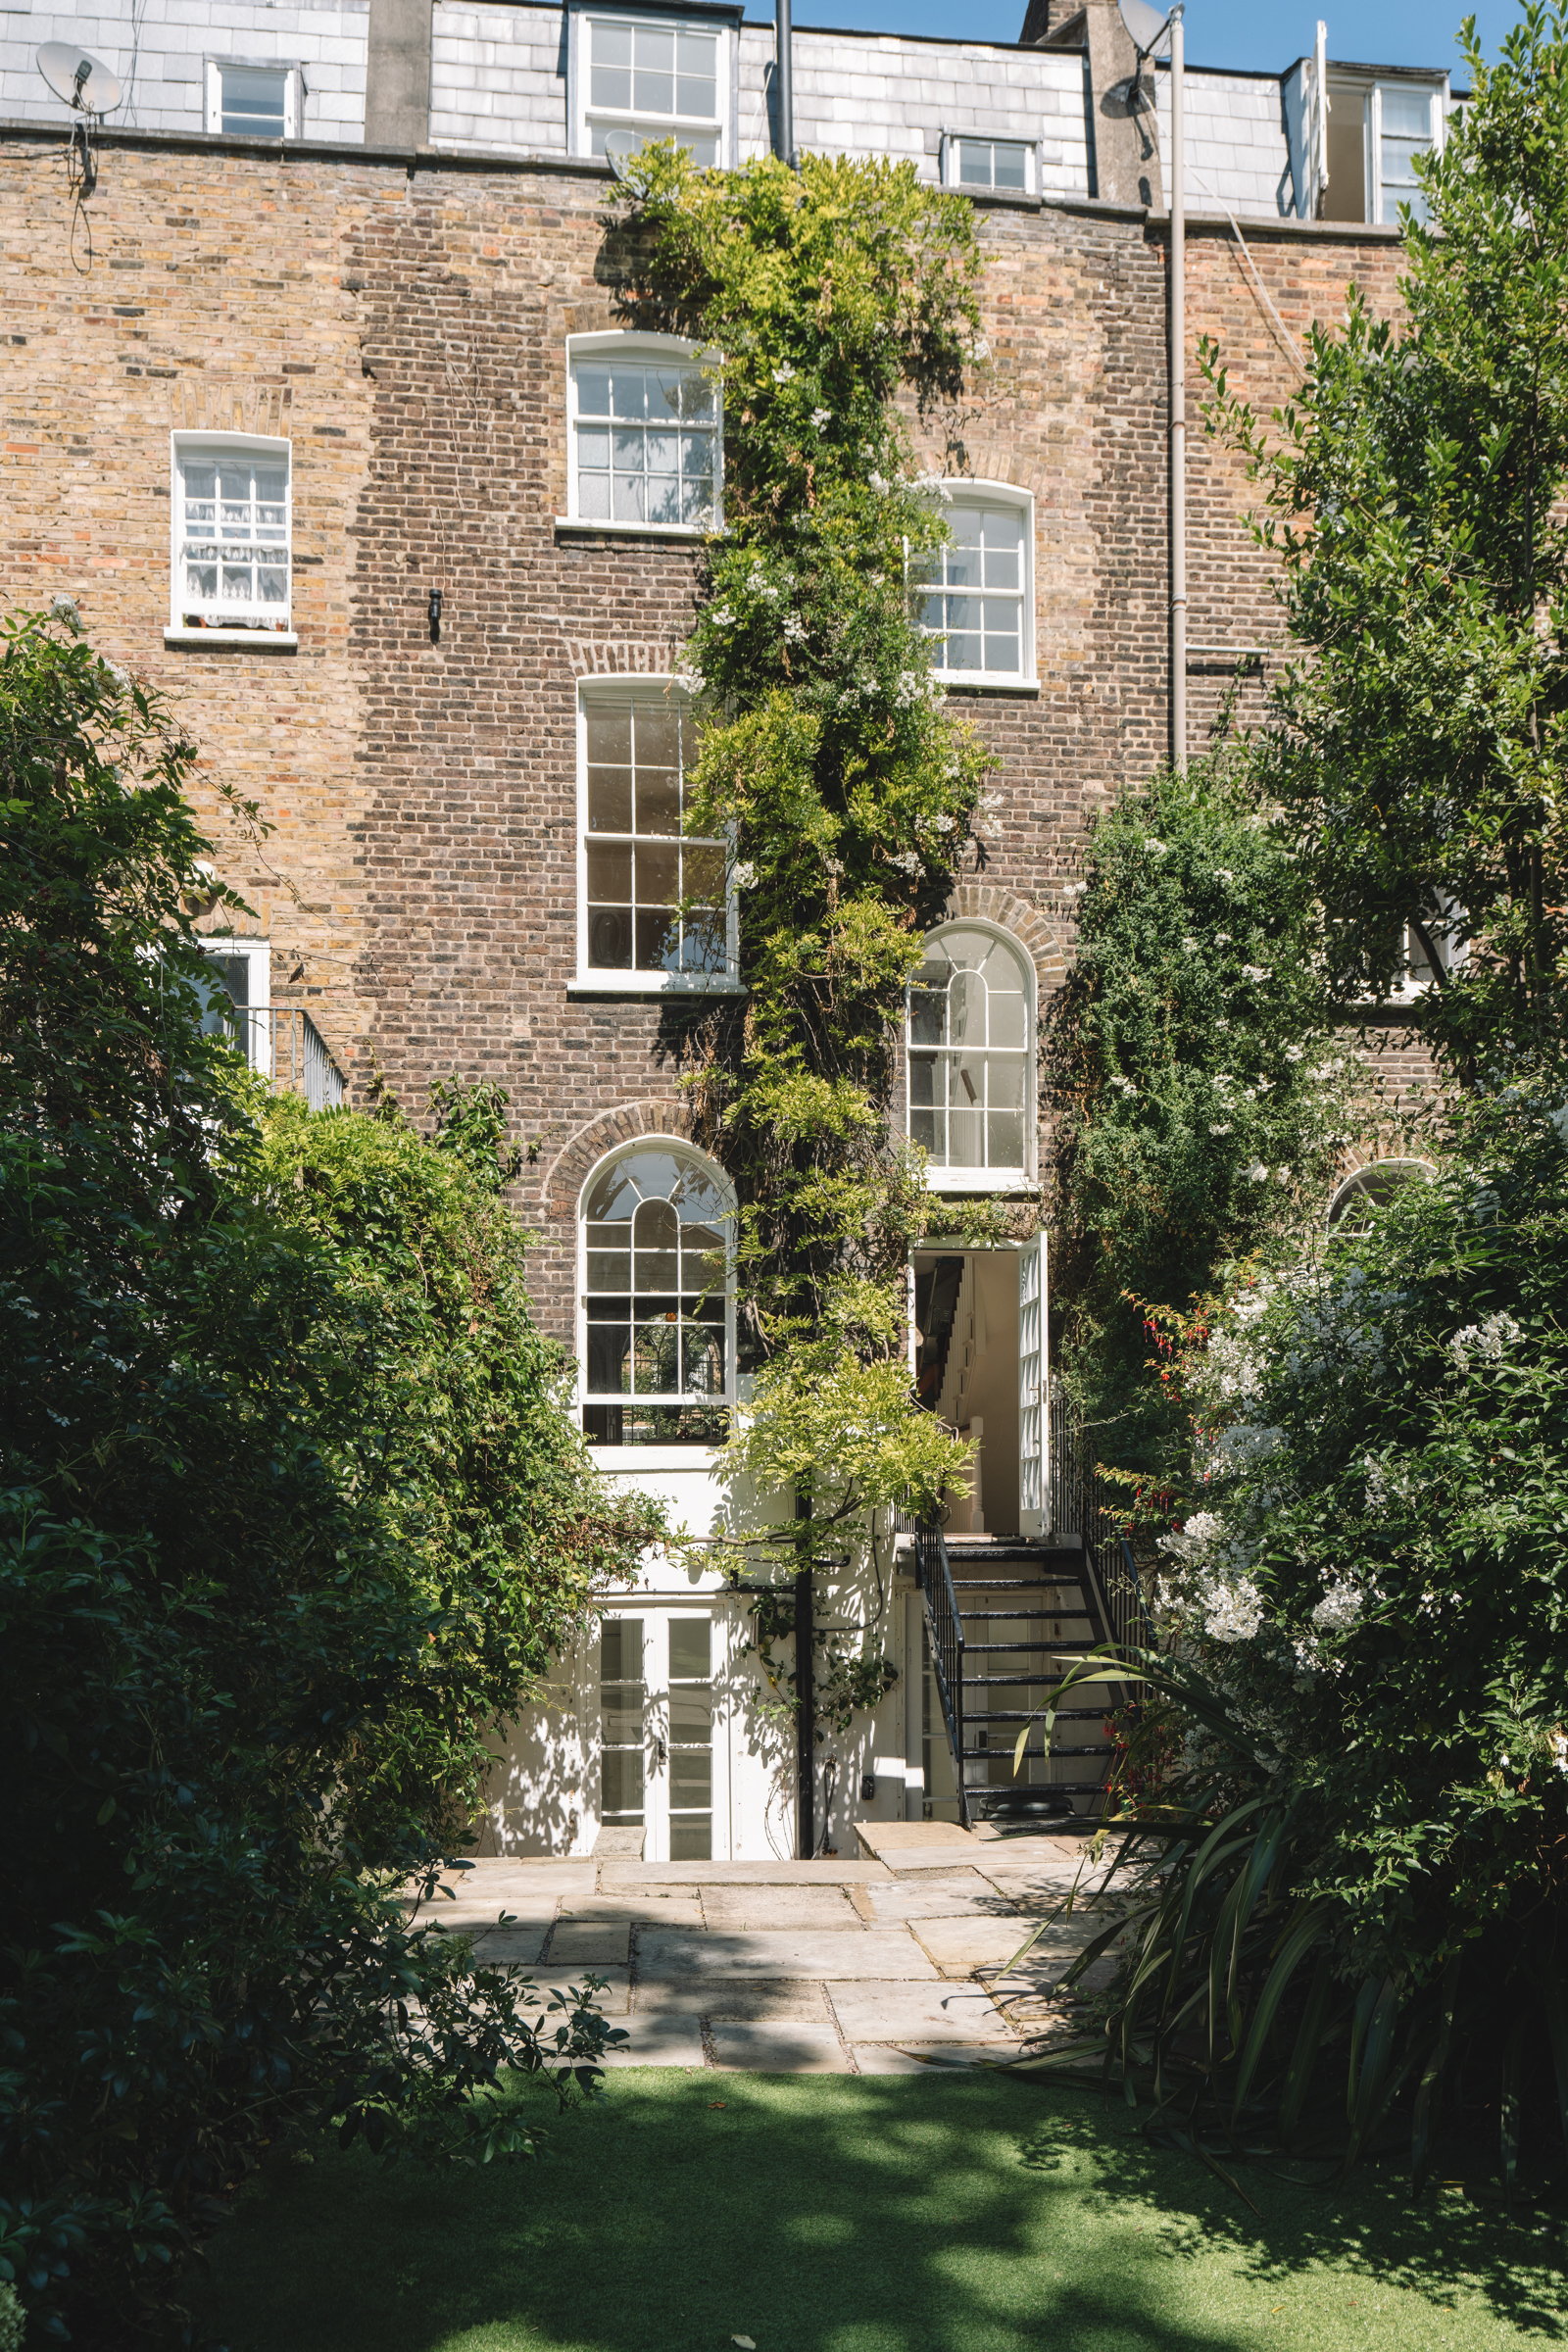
<box><xmin>1117</xmin><ymin>0</ymin><xmax>1175</xmax><ymax>60</ymax></box>
<box><xmin>37</xmin><ymin>39</ymin><xmax>122</xmax><ymax>115</ymax></box>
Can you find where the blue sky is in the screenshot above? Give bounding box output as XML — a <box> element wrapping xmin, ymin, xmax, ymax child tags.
<box><xmin>760</xmin><ymin>1</ymin><xmax>1526</xmax><ymax>80</ymax></box>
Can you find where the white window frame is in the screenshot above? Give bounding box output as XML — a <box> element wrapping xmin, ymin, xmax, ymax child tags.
<box><xmin>567</xmin><ymin>3</ymin><xmax>737</xmax><ymax>172</ymax></box>
<box><xmin>1367</xmin><ymin>80</ymin><xmax>1443</xmax><ymax>225</ymax></box>
<box><xmin>913</xmin><ymin>481</ymin><xmax>1036</xmax><ymax>690</ymax></box>
<box><xmin>167</xmin><ymin>432</ymin><xmax>295</xmax><ymax>647</ymax></box>
<box><xmin>572</xmin><ymin>674</ymin><xmax>741</xmax><ymax>997</ymax></box>
<box><xmin>204</xmin><ymin>59</ymin><xmax>303</xmax><ymax>140</ymax></box>
<box><xmin>940</xmin><ymin>132</ymin><xmax>1038</xmax><ymax>198</ymax></box>
<box><xmin>906</xmin><ymin>918</ymin><xmax>1037</xmax><ymax>1195</ymax></box>
<box><xmin>577</xmin><ymin>1139</ymin><xmax>737</xmax><ymax>1461</ymax></box>
<box><xmin>196</xmin><ymin>938</ymin><xmax>271</xmax><ymax>1079</ymax></box>
<box><xmin>562</xmin><ymin>331</ymin><xmax>722</xmax><ymax>538</ymax></box>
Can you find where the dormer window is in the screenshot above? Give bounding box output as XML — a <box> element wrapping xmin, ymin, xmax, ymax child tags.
<box><xmin>942</xmin><ymin>135</ymin><xmax>1036</xmax><ymax>196</ymax></box>
<box><xmin>570</xmin><ymin>7</ymin><xmax>736</xmax><ymax>169</ymax></box>
<box><xmin>1323</xmin><ymin>75</ymin><xmax>1443</xmax><ymax>225</ymax></box>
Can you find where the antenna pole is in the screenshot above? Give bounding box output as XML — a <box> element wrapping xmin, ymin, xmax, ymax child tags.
<box><xmin>1168</xmin><ymin>4</ymin><xmax>1186</xmax><ymax>770</ymax></box>
<box><xmin>776</xmin><ymin>0</ymin><xmax>796</xmax><ymax>169</ymax></box>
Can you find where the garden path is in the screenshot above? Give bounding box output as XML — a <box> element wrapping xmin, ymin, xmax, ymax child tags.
<box><xmin>415</xmin><ymin>1824</ymin><xmax>1132</xmax><ymax>2073</ymax></box>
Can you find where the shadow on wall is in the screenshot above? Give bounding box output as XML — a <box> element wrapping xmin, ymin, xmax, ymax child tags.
<box><xmin>199</xmin><ymin>2072</ymin><xmax>1561</xmax><ymax>2351</ymax></box>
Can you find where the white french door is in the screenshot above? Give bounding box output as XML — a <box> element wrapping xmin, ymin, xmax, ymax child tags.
<box><xmin>1017</xmin><ymin>1229</ymin><xmax>1049</xmax><ymax>1536</ymax></box>
<box><xmin>596</xmin><ymin>1608</ymin><xmax>731</xmax><ymax>1861</ymax></box>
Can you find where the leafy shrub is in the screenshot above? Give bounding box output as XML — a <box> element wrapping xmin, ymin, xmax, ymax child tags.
<box><xmin>1047</xmin><ymin>756</ymin><xmax>1349</xmax><ymax>1473</ymax></box>
<box><xmin>0</xmin><ymin>612</ymin><xmax>656</xmax><ymax>2343</ymax></box>
<box><xmin>1046</xmin><ymin>1078</ymin><xmax>1568</xmax><ymax>2186</ymax></box>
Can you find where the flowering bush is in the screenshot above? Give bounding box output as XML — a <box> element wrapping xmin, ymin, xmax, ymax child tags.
<box><xmin>1050</xmin><ymin>1077</ymin><xmax>1568</xmax><ymax>2182</ymax></box>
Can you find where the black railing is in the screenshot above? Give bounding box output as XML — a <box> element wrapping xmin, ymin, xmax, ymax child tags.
<box><xmin>1050</xmin><ymin>1381</ymin><xmax>1156</xmax><ymax>1654</ymax></box>
<box><xmin>912</xmin><ymin>1516</ymin><xmax>969</xmax><ymax>1831</ymax></box>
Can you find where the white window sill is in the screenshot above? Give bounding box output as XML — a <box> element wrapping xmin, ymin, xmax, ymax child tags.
<box><xmin>586</xmin><ymin>1444</ymin><xmax>725</xmax><ymax>1472</ymax></box>
<box><xmin>568</xmin><ymin>974</ymin><xmax>745</xmax><ymax>998</ymax></box>
<box><xmin>556</xmin><ymin>516</ymin><xmax>716</xmax><ymax>542</ymax></box>
<box><xmin>923</xmin><ymin>1170</ymin><xmax>1037</xmax><ymax>1196</ymax></box>
<box><xmin>938</xmin><ymin>675</ymin><xmax>1040</xmax><ymax>698</ymax></box>
<box><xmin>165</xmin><ymin>627</ymin><xmax>297</xmax><ymax>651</ymax></box>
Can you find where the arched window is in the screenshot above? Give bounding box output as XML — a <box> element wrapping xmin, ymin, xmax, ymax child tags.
<box><xmin>906</xmin><ymin>924</ymin><xmax>1034</xmax><ymax>1184</ymax></box>
<box><xmin>1326</xmin><ymin>1158</ymin><xmax>1435</xmax><ymax>1235</ymax></box>
<box><xmin>580</xmin><ymin>1143</ymin><xmax>733</xmax><ymax>1446</ymax></box>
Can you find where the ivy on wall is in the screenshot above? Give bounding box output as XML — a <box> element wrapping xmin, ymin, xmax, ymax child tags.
<box><xmin>615</xmin><ymin>150</ymin><xmax>1003</xmax><ymax>1763</ymax></box>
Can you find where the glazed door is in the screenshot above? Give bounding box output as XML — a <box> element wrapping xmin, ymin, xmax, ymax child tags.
<box><xmin>1017</xmin><ymin>1230</ymin><xmax>1049</xmax><ymax>1536</ymax></box>
<box><xmin>597</xmin><ymin>1610</ymin><xmax>728</xmax><ymax>1861</ymax></box>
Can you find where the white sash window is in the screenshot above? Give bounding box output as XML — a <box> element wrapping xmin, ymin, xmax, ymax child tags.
<box><xmin>171</xmin><ymin>434</ymin><xmax>292</xmax><ymax>637</ymax></box>
<box><xmin>568</xmin><ymin>333</ymin><xmax>719</xmax><ymax>533</ymax></box>
<box><xmin>580</xmin><ymin>1143</ymin><xmax>735</xmax><ymax>1448</ymax></box>
<box><xmin>908</xmin><ymin>922</ymin><xmax>1035</xmax><ymax>1187</ymax></box>
<box><xmin>912</xmin><ymin>484</ymin><xmax>1035</xmax><ymax>685</ymax></box>
<box><xmin>571</xmin><ymin>9</ymin><xmax>733</xmax><ymax>169</ymax></box>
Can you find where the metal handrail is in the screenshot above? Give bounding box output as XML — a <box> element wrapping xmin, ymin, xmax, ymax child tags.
<box><xmin>1049</xmin><ymin>1383</ymin><xmax>1156</xmax><ymax>1654</ymax></box>
<box><xmin>218</xmin><ymin>1004</ymin><xmax>346</xmax><ymax>1110</ymax></box>
<box><xmin>913</xmin><ymin>1515</ymin><xmax>969</xmax><ymax>1831</ymax></box>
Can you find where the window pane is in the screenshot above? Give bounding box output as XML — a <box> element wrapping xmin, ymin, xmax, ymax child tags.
<box><xmin>220</xmin><ymin>65</ymin><xmax>287</xmax><ymax>134</ymax></box>
<box><xmin>988</xmin><ymin>988</ymin><xmax>1027</xmax><ymax>1049</ymax></box>
<box><xmin>636</xmin><ymin>842</ymin><xmax>681</xmax><ymax>906</ymax></box>
<box><xmin>601</xmin><ymin>1748</ymin><xmax>644</xmax><ymax>1818</ymax></box>
<box><xmin>988</xmin><ymin>1053</ymin><xmax>1025</xmax><ymax>1109</ymax></box>
<box><xmin>668</xmin><ymin>1816</ymin><xmax>711</xmax><ymax>1860</ymax></box>
<box><xmin>592</xmin><ymin>20</ymin><xmax>633</xmax><ymax>66</ymax></box>
<box><xmin>1380</xmin><ymin>87</ymin><xmax>1431</xmax><ymax>138</ymax></box>
<box><xmin>683</xmin><ymin>842</ymin><xmax>725</xmax><ymax>904</ymax></box>
<box><xmin>989</xmin><ymin>1110</ymin><xmax>1025</xmax><ymax>1167</ymax></box>
<box><xmin>591</xmin><ymin>61</ymin><xmax>633</xmax><ymax>108</ymax></box>
<box><xmin>993</xmin><ymin>142</ymin><xmax>1028</xmax><ymax>189</ymax></box>
<box><xmin>588</xmin><ymin>765</ymin><xmax>633</xmax><ymax>832</ymax></box>
<box><xmin>909</xmin><ymin>981</ymin><xmax>947</xmax><ymax>1047</ymax></box>
<box><xmin>635</xmin><ymin>907</ymin><xmax>679</xmax><ymax>970</ymax></box>
<box><xmin>587</xmin><ymin>841</ymin><xmax>631</xmax><ymax>902</ymax></box>
<box><xmin>983</xmin><ymin>621</ymin><xmax>1020</xmax><ymax>674</ymax></box>
<box><xmin>588</xmin><ymin>906</ymin><xmax>632</xmax><ymax>968</ymax></box>
<box><xmin>587</xmin><ymin>1318</ymin><xmax>631</xmax><ymax>1392</ymax></box>
<box><xmin>956</xmin><ymin>139</ymin><xmax>993</xmax><ymax>187</ymax></box>
<box><xmin>635</xmin><ymin>706</ymin><xmax>682</xmax><ymax>768</ymax></box>
<box><xmin>633</xmin><ymin>1315</ymin><xmax>681</xmax><ymax>1394</ymax></box>
<box><xmin>576</xmin><ymin>365</ymin><xmax>613</xmax><ymax>418</ymax></box>
<box><xmin>670</xmin><ymin>1618</ymin><xmax>710</xmax><ymax>1680</ymax></box>
<box><xmin>669</xmin><ymin>1750</ymin><xmax>711</xmax><ymax>1805</ymax></box>
<box><xmin>681</xmin><ymin>1318</ymin><xmax>725</xmax><ymax>1393</ymax></box>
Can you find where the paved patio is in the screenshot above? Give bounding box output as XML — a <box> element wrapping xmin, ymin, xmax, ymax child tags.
<box><xmin>416</xmin><ymin>1822</ymin><xmax>1132</xmax><ymax>2073</ymax></box>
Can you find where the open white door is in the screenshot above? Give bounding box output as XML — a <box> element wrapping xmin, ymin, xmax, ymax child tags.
<box><xmin>1017</xmin><ymin>1229</ymin><xmax>1049</xmax><ymax>1536</ymax></box>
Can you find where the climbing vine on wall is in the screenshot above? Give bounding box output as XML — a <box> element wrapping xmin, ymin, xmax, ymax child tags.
<box><xmin>618</xmin><ymin>148</ymin><xmax>995</xmax><ymax>1526</ymax></box>
<box><xmin>615</xmin><ymin>148</ymin><xmax>999</xmax><ymax>1741</ymax></box>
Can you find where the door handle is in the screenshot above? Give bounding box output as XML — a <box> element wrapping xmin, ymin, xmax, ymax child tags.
<box><xmin>654</xmin><ymin>1734</ymin><xmax>667</xmax><ymax>1768</ymax></box>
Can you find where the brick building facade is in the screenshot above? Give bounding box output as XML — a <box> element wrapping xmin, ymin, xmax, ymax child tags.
<box><xmin>0</xmin><ymin>0</ymin><xmax>1447</xmax><ymax>1855</ymax></box>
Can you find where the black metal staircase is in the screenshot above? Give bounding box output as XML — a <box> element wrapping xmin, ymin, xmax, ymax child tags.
<box><xmin>911</xmin><ymin>1419</ymin><xmax>1155</xmax><ymax>1830</ymax></box>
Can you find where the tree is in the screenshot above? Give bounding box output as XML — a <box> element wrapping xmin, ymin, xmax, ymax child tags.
<box><xmin>1046</xmin><ymin>756</ymin><xmax>1349</xmax><ymax>1475</ymax></box>
<box><xmin>0</xmin><ymin>610</ymin><xmax>656</xmax><ymax>2344</ymax></box>
<box><xmin>1202</xmin><ymin>5</ymin><xmax>1568</xmax><ymax>1077</ymax></box>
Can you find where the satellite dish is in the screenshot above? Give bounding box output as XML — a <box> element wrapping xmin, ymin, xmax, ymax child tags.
<box><xmin>1117</xmin><ymin>0</ymin><xmax>1174</xmax><ymax>60</ymax></box>
<box><xmin>37</xmin><ymin>40</ymin><xmax>122</xmax><ymax>115</ymax></box>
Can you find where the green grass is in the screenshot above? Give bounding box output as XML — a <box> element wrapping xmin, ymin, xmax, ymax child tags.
<box><xmin>201</xmin><ymin>2070</ymin><xmax>1565</xmax><ymax>2351</ymax></box>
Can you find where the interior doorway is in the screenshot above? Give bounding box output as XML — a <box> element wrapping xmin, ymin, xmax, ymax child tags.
<box><xmin>912</xmin><ymin>1248</ymin><xmax>1022</xmax><ymax>1534</ymax></box>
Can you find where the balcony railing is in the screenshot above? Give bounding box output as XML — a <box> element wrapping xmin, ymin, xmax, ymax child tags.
<box><xmin>213</xmin><ymin>1004</ymin><xmax>346</xmax><ymax>1111</ymax></box>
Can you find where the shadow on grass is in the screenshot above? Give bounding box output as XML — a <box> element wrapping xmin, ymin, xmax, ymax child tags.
<box><xmin>199</xmin><ymin>2070</ymin><xmax>1566</xmax><ymax>2352</ymax></box>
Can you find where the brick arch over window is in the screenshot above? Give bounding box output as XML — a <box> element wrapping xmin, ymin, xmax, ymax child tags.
<box><xmin>939</xmin><ymin>882</ymin><xmax>1065</xmax><ymax>1003</ymax></box>
<box><xmin>543</xmin><ymin>1099</ymin><xmax>702</xmax><ymax>1227</ymax></box>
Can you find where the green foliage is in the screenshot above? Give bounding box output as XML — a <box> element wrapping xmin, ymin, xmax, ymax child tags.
<box><xmin>1037</xmin><ymin>1074</ymin><xmax>1568</xmax><ymax>2185</ymax></box>
<box><xmin>0</xmin><ymin>612</ymin><xmax>652</xmax><ymax>2343</ymax></box>
<box><xmin>614</xmin><ymin>151</ymin><xmax>993</xmax><ymax>1715</ymax></box>
<box><xmin>1201</xmin><ymin>5</ymin><xmax>1568</xmax><ymax>1075</ymax></box>
<box><xmin>1046</xmin><ymin>757</ymin><xmax>1349</xmax><ymax>1473</ymax></box>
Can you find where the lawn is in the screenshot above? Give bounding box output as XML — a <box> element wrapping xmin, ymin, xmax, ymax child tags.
<box><xmin>199</xmin><ymin>2069</ymin><xmax>1564</xmax><ymax>2352</ymax></box>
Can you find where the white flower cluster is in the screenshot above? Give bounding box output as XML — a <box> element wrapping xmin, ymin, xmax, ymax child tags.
<box><xmin>909</xmin><ymin>469</ymin><xmax>953</xmax><ymax>502</ymax></box>
<box><xmin>1448</xmin><ymin>1309</ymin><xmax>1523</xmax><ymax>1369</ymax></box>
<box><xmin>51</xmin><ymin>593</ymin><xmax>81</xmax><ymax>629</ymax></box>
<box><xmin>885</xmin><ymin>848</ymin><xmax>921</xmax><ymax>876</ymax></box>
<box><xmin>1549</xmin><ymin>1103</ymin><xmax>1568</xmax><ymax>1149</ymax></box>
<box><xmin>1310</xmin><ymin>1573</ymin><xmax>1371</xmax><ymax>1634</ymax></box>
<box><xmin>771</xmin><ymin>362</ymin><xmax>797</xmax><ymax>383</ymax></box>
<box><xmin>731</xmin><ymin>860</ymin><xmax>758</xmax><ymax>891</ymax></box>
<box><xmin>1159</xmin><ymin>1511</ymin><xmax>1265</xmax><ymax>1644</ymax></box>
<box><xmin>1109</xmin><ymin>1073</ymin><xmax>1137</xmax><ymax>1095</ymax></box>
<box><xmin>1209</xmin><ymin>1122</ymin><xmax>1233</xmax><ymax>1137</ymax></box>
<box><xmin>783</xmin><ymin>612</ymin><xmax>808</xmax><ymax>644</ymax></box>
<box><xmin>1550</xmin><ymin>1728</ymin><xmax>1568</xmax><ymax>1778</ymax></box>
<box><xmin>810</xmin><ymin>407</ymin><xmax>831</xmax><ymax>433</ymax></box>
<box><xmin>1144</xmin><ymin>837</ymin><xmax>1169</xmax><ymax>858</ymax></box>
<box><xmin>709</xmin><ymin>606</ymin><xmax>736</xmax><ymax>629</ymax></box>
<box><xmin>894</xmin><ymin>668</ymin><xmax>939</xmax><ymax>708</ymax></box>
<box><xmin>1200</xmin><ymin>1574</ymin><xmax>1266</xmax><ymax>1642</ymax></box>
<box><xmin>1240</xmin><ymin>963</ymin><xmax>1272</xmax><ymax>984</ymax></box>
<box><xmin>931</xmin><ymin>811</ymin><xmax>956</xmax><ymax>834</ymax></box>
<box><xmin>1202</xmin><ymin>1421</ymin><xmax>1285</xmax><ymax>1481</ymax></box>
<box><xmin>867</xmin><ymin>471</ymin><xmax>889</xmax><ymax>493</ymax></box>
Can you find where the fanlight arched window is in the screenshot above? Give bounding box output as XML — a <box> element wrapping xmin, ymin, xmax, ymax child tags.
<box><xmin>906</xmin><ymin>924</ymin><xmax>1033</xmax><ymax>1182</ymax></box>
<box><xmin>1326</xmin><ymin>1157</ymin><xmax>1435</xmax><ymax>1235</ymax></box>
<box><xmin>580</xmin><ymin>1144</ymin><xmax>732</xmax><ymax>1446</ymax></box>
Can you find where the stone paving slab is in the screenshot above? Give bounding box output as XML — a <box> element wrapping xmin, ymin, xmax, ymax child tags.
<box><xmin>911</xmin><ymin>1915</ymin><xmax>1101</xmax><ymax>1979</ymax></box>
<box><xmin>710</xmin><ymin>2023</ymin><xmax>850</xmax><ymax>2073</ymax></box>
<box><xmin>637</xmin><ymin>1978</ymin><xmax>829</xmax><ymax>2023</ymax></box>
<box><xmin>596</xmin><ymin>2018</ymin><xmax>706</xmax><ymax>2067</ymax></box>
<box><xmin>562</xmin><ymin>1895</ymin><xmax>707</xmax><ymax>1929</ymax></box>
<box><xmin>828</xmin><ymin>1981</ymin><xmax>1012</xmax><ymax>2042</ymax></box>
<box><xmin>637</xmin><ymin>1930</ymin><xmax>939</xmax><ymax>1982</ymax></box>
<box><xmin>698</xmin><ymin>1888</ymin><xmax>866</xmax><ymax>1933</ymax></box>
<box><xmin>548</xmin><ymin>1921</ymin><xmax>632</xmax><ymax>1966</ymax></box>
<box><xmin>851</xmin><ymin>2044</ymin><xmax>1008</xmax><ymax>2074</ymax></box>
<box><xmin>598</xmin><ymin>1860</ymin><xmax>892</xmax><ymax>1888</ymax></box>
<box><xmin>860</xmin><ymin>1874</ymin><xmax>1017</xmax><ymax>1924</ymax></box>
<box><xmin>855</xmin><ymin>1822</ymin><xmax>978</xmax><ymax>1863</ymax></box>
<box><xmin>466</xmin><ymin>1925</ymin><xmax>552</xmax><ymax>1964</ymax></box>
